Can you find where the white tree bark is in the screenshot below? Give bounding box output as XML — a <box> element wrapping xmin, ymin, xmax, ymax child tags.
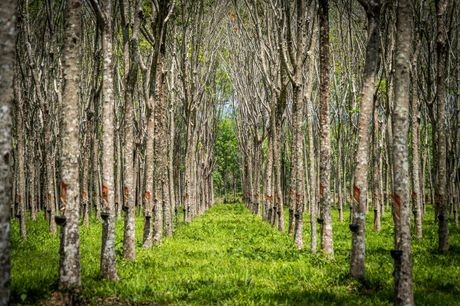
<box><xmin>0</xmin><ymin>1</ymin><xmax>16</xmax><ymax>304</ymax></box>
<box><xmin>391</xmin><ymin>0</ymin><xmax>414</xmax><ymax>303</ymax></box>
<box><xmin>100</xmin><ymin>0</ymin><xmax>118</xmax><ymax>280</ymax></box>
<box><xmin>58</xmin><ymin>0</ymin><xmax>82</xmax><ymax>291</ymax></box>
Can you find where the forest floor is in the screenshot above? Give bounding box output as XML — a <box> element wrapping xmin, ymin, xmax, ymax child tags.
<box><xmin>10</xmin><ymin>203</ymin><xmax>460</xmax><ymax>305</ymax></box>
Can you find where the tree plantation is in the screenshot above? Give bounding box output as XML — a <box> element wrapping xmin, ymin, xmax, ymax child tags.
<box><xmin>0</xmin><ymin>0</ymin><xmax>459</xmax><ymax>305</ymax></box>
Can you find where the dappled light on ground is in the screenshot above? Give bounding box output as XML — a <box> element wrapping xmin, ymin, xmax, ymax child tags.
<box><xmin>11</xmin><ymin>204</ymin><xmax>460</xmax><ymax>305</ymax></box>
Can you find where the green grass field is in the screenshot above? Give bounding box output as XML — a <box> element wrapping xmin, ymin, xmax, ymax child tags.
<box><xmin>10</xmin><ymin>203</ymin><xmax>460</xmax><ymax>305</ymax></box>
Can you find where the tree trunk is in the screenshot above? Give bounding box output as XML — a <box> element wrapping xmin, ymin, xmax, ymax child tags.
<box><xmin>153</xmin><ymin>0</ymin><xmax>171</xmax><ymax>241</ymax></box>
<box><xmin>91</xmin><ymin>125</ymin><xmax>101</xmax><ymax>220</ymax></box>
<box><xmin>391</xmin><ymin>0</ymin><xmax>414</xmax><ymax>303</ymax></box>
<box><xmin>264</xmin><ymin>129</ymin><xmax>274</xmax><ymax>222</ymax></box>
<box><xmin>411</xmin><ymin>73</ymin><xmax>423</xmax><ymax>239</ymax></box>
<box><xmin>372</xmin><ymin>109</ymin><xmax>381</xmax><ymax>232</ymax></box>
<box><xmin>143</xmin><ymin>92</ymin><xmax>154</xmax><ymax>248</ymax></box>
<box><xmin>435</xmin><ymin>0</ymin><xmax>449</xmax><ymax>253</ymax></box>
<box><xmin>350</xmin><ymin>0</ymin><xmax>381</xmax><ymax>279</ymax></box>
<box><xmin>121</xmin><ymin>0</ymin><xmax>141</xmax><ymax>261</ymax></box>
<box><xmin>253</xmin><ymin>142</ymin><xmax>261</xmax><ymax>215</ymax></box>
<box><xmin>122</xmin><ymin>85</ymin><xmax>136</xmax><ymax>260</ymax></box>
<box><xmin>115</xmin><ymin>133</ymin><xmax>122</xmax><ymax>218</ymax></box>
<box><xmin>58</xmin><ymin>0</ymin><xmax>82</xmax><ymax>292</ymax></box>
<box><xmin>292</xmin><ymin>84</ymin><xmax>305</xmax><ymax>250</ymax></box>
<box><xmin>184</xmin><ymin>120</ymin><xmax>197</xmax><ymax>223</ymax></box>
<box><xmin>306</xmin><ymin>91</ymin><xmax>317</xmax><ymax>254</ymax></box>
<box><xmin>100</xmin><ymin>0</ymin><xmax>118</xmax><ymax>280</ymax></box>
<box><xmin>168</xmin><ymin>52</ymin><xmax>176</xmax><ymax>230</ymax></box>
<box><xmin>0</xmin><ymin>1</ymin><xmax>16</xmax><ymax>303</ymax></box>
<box><xmin>318</xmin><ymin>0</ymin><xmax>333</xmax><ymax>256</ymax></box>
<box><xmin>16</xmin><ymin>90</ymin><xmax>26</xmax><ymax>239</ymax></box>
<box><xmin>246</xmin><ymin>146</ymin><xmax>254</xmax><ymax>210</ymax></box>
<box><xmin>29</xmin><ymin>152</ymin><xmax>37</xmax><ymax>221</ymax></box>
<box><xmin>274</xmin><ymin>114</ymin><xmax>285</xmax><ymax>232</ymax></box>
<box><xmin>303</xmin><ymin>22</ymin><xmax>318</xmax><ymax>254</ymax></box>
<box><xmin>46</xmin><ymin>151</ymin><xmax>57</xmax><ymax>234</ymax></box>
<box><xmin>81</xmin><ymin>132</ymin><xmax>90</xmax><ymax>226</ymax></box>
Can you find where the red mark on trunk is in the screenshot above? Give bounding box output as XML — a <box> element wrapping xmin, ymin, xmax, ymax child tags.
<box><xmin>102</xmin><ymin>184</ymin><xmax>109</xmax><ymax>202</ymax></box>
<box><xmin>392</xmin><ymin>193</ymin><xmax>401</xmax><ymax>220</ymax></box>
<box><xmin>60</xmin><ymin>182</ymin><xmax>68</xmax><ymax>205</ymax></box>
<box><xmin>320</xmin><ymin>184</ymin><xmax>325</xmax><ymax>197</ymax></box>
<box><xmin>353</xmin><ymin>185</ymin><xmax>360</xmax><ymax>204</ymax></box>
<box><xmin>145</xmin><ymin>191</ymin><xmax>151</xmax><ymax>201</ymax></box>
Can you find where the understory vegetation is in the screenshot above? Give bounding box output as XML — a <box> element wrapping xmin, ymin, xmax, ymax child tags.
<box><xmin>11</xmin><ymin>203</ymin><xmax>460</xmax><ymax>305</ymax></box>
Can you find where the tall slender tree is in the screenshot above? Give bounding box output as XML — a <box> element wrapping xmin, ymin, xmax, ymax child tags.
<box><xmin>350</xmin><ymin>0</ymin><xmax>382</xmax><ymax>280</ymax></box>
<box><xmin>318</xmin><ymin>0</ymin><xmax>333</xmax><ymax>255</ymax></box>
<box><xmin>410</xmin><ymin>45</ymin><xmax>423</xmax><ymax>239</ymax></box>
<box><xmin>435</xmin><ymin>0</ymin><xmax>449</xmax><ymax>253</ymax></box>
<box><xmin>97</xmin><ymin>0</ymin><xmax>118</xmax><ymax>280</ymax></box>
<box><xmin>391</xmin><ymin>0</ymin><xmax>414</xmax><ymax>303</ymax></box>
<box><xmin>153</xmin><ymin>0</ymin><xmax>173</xmax><ymax>244</ymax></box>
<box><xmin>58</xmin><ymin>0</ymin><xmax>82</xmax><ymax>293</ymax></box>
<box><xmin>0</xmin><ymin>1</ymin><xmax>16</xmax><ymax>304</ymax></box>
<box><xmin>121</xmin><ymin>0</ymin><xmax>140</xmax><ymax>261</ymax></box>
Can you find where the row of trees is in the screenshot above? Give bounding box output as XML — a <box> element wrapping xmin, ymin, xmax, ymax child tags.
<box><xmin>229</xmin><ymin>0</ymin><xmax>458</xmax><ymax>304</ymax></box>
<box><xmin>0</xmin><ymin>0</ymin><xmax>458</xmax><ymax>305</ymax></box>
<box><xmin>0</xmin><ymin>0</ymin><xmax>233</xmax><ymax>303</ymax></box>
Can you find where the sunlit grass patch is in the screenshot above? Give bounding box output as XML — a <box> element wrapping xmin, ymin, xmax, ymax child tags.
<box><xmin>10</xmin><ymin>203</ymin><xmax>460</xmax><ymax>305</ymax></box>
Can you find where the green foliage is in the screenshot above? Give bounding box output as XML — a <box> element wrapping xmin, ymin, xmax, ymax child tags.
<box><xmin>213</xmin><ymin>116</ymin><xmax>240</xmax><ymax>195</ymax></box>
<box><xmin>350</xmin><ymin>106</ymin><xmax>361</xmax><ymax>114</ymax></box>
<box><xmin>212</xmin><ymin>171</ymin><xmax>223</xmax><ymax>191</ymax></box>
<box><xmin>334</xmin><ymin>60</ymin><xmax>344</xmax><ymax>75</ymax></box>
<box><xmin>10</xmin><ymin>205</ymin><xmax>460</xmax><ymax>305</ymax></box>
<box><xmin>215</xmin><ymin>65</ymin><xmax>233</xmax><ymax>101</ymax></box>
<box><xmin>377</xmin><ymin>79</ymin><xmax>388</xmax><ymax>99</ymax></box>
<box><xmin>139</xmin><ymin>38</ymin><xmax>152</xmax><ymax>55</ymax></box>
<box><xmin>222</xmin><ymin>193</ymin><xmax>242</xmax><ymax>204</ymax></box>
<box><xmin>142</xmin><ymin>0</ymin><xmax>153</xmax><ymax>19</ymax></box>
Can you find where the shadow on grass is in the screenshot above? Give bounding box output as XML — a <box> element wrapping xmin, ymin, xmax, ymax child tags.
<box><xmin>84</xmin><ymin>280</ymin><xmax>365</xmax><ymax>305</ymax></box>
<box><xmin>10</xmin><ymin>279</ymin><xmax>58</xmax><ymax>305</ymax></box>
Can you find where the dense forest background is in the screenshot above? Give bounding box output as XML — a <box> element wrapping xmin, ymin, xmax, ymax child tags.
<box><xmin>0</xmin><ymin>0</ymin><xmax>459</xmax><ymax>305</ymax></box>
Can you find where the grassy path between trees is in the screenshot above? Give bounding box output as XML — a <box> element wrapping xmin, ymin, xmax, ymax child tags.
<box><xmin>11</xmin><ymin>203</ymin><xmax>460</xmax><ymax>305</ymax></box>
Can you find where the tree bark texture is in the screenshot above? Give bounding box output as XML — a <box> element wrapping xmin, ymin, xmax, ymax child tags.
<box><xmin>58</xmin><ymin>0</ymin><xmax>82</xmax><ymax>291</ymax></box>
<box><xmin>0</xmin><ymin>1</ymin><xmax>16</xmax><ymax>304</ymax></box>
<box><xmin>435</xmin><ymin>0</ymin><xmax>449</xmax><ymax>253</ymax></box>
<box><xmin>319</xmin><ymin>0</ymin><xmax>333</xmax><ymax>255</ymax></box>
<box><xmin>350</xmin><ymin>0</ymin><xmax>381</xmax><ymax>280</ymax></box>
<box><xmin>391</xmin><ymin>0</ymin><xmax>414</xmax><ymax>303</ymax></box>
<box><xmin>411</xmin><ymin>74</ymin><xmax>423</xmax><ymax>239</ymax></box>
<box><xmin>100</xmin><ymin>0</ymin><xmax>118</xmax><ymax>281</ymax></box>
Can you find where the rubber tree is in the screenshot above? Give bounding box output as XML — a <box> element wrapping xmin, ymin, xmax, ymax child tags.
<box><xmin>435</xmin><ymin>0</ymin><xmax>449</xmax><ymax>253</ymax></box>
<box><xmin>57</xmin><ymin>0</ymin><xmax>83</xmax><ymax>293</ymax></box>
<box><xmin>318</xmin><ymin>0</ymin><xmax>333</xmax><ymax>256</ymax></box>
<box><xmin>88</xmin><ymin>0</ymin><xmax>119</xmax><ymax>280</ymax></box>
<box><xmin>391</xmin><ymin>0</ymin><xmax>414</xmax><ymax>303</ymax></box>
<box><xmin>350</xmin><ymin>0</ymin><xmax>382</xmax><ymax>280</ymax></box>
<box><xmin>120</xmin><ymin>0</ymin><xmax>140</xmax><ymax>261</ymax></box>
<box><xmin>0</xmin><ymin>1</ymin><xmax>16</xmax><ymax>304</ymax></box>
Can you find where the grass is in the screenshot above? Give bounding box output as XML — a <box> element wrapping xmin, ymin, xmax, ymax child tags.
<box><xmin>10</xmin><ymin>203</ymin><xmax>460</xmax><ymax>305</ymax></box>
